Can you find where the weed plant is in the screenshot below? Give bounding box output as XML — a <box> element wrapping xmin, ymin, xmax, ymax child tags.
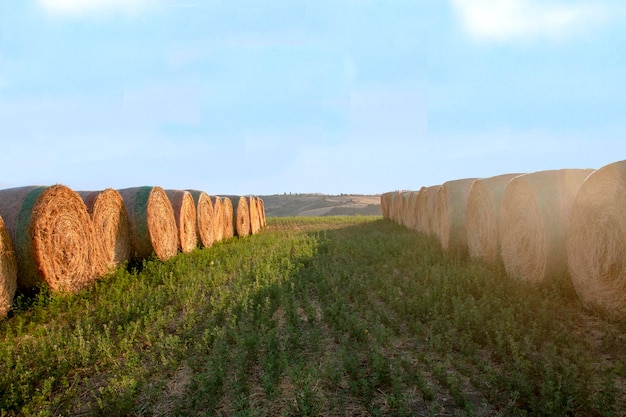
<box><xmin>1</xmin><ymin>216</ymin><xmax>625</xmax><ymax>416</ymax></box>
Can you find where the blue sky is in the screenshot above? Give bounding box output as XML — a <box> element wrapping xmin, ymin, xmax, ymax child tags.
<box><xmin>1</xmin><ymin>0</ymin><xmax>625</xmax><ymax>195</ymax></box>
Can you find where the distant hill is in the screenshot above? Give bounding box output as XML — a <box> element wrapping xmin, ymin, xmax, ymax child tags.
<box><xmin>260</xmin><ymin>194</ymin><xmax>381</xmax><ymax>217</ymax></box>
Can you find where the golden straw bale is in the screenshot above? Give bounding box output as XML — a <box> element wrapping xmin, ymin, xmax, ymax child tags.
<box><xmin>499</xmin><ymin>169</ymin><xmax>593</xmax><ymax>284</ymax></box>
<box><xmin>403</xmin><ymin>191</ymin><xmax>419</xmax><ymax>230</ymax></box>
<box><xmin>118</xmin><ymin>186</ymin><xmax>179</xmax><ymax>261</ymax></box>
<box><xmin>258</xmin><ymin>197</ymin><xmax>266</xmax><ymax>228</ymax></box>
<box><xmin>416</xmin><ymin>185</ymin><xmax>441</xmax><ymax>236</ymax></box>
<box><xmin>188</xmin><ymin>190</ymin><xmax>216</xmax><ymax>248</ymax></box>
<box><xmin>248</xmin><ymin>196</ymin><xmax>261</xmax><ymax>235</ymax></box>
<box><xmin>0</xmin><ymin>185</ymin><xmax>98</xmax><ymax>292</ymax></box>
<box><xmin>221</xmin><ymin>197</ymin><xmax>235</xmax><ymax>240</ymax></box>
<box><xmin>210</xmin><ymin>196</ymin><xmax>225</xmax><ymax>243</ymax></box>
<box><xmin>78</xmin><ymin>188</ymin><xmax>132</xmax><ymax>275</ymax></box>
<box><xmin>465</xmin><ymin>174</ymin><xmax>522</xmax><ymax>263</ymax></box>
<box><xmin>166</xmin><ymin>190</ymin><xmax>197</xmax><ymax>254</ymax></box>
<box><xmin>0</xmin><ymin>215</ymin><xmax>17</xmax><ymax>320</ymax></box>
<box><xmin>567</xmin><ymin>160</ymin><xmax>626</xmax><ymax>315</ymax></box>
<box><xmin>435</xmin><ymin>178</ymin><xmax>478</xmax><ymax>253</ymax></box>
<box><xmin>225</xmin><ymin>195</ymin><xmax>251</xmax><ymax>237</ymax></box>
<box><xmin>380</xmin><ymin>192</ymin><xmax>393</xmax><ymax>219</ymax></box>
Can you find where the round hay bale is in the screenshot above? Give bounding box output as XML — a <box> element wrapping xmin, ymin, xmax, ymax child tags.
<box><xmin>405</xmin><ymin>191</ymin><xmax>420</xmax><ymax>231</ymax></box>
<box><xmin>416</xmin><ymin>185</ymin><xmax>441</xmax><ymax>236</ymax></box>
<box><xmin>465</xmin><ymin>174</ymin><xmax>522</xmax><ymax>263</ymax></box>
<box><xmin>225</xmin><ymin>195</ymin><xmax>251</xmax><ymax>237</ymax></box>
<box><xmin>210</xmin><ymin>196</ymin><xmax>225</xmax><ymax>243</ymax></box>
<box><xmin>499</xmin><ymin>169</ymin><xmax>593</xmax><ymax>284</ymax></box>
<box><xmin>249</xmin><ymin>196</ymin><xmax>261</xmax><ymax>235</ymax></box>
<box><xmin>567</xmin><ymin>160</ymin><xmax>626</xmax><ymax>315</ymax></box>
<box><xmin>258</xmin><ymin>197</ymin><xmax>266</xmax><ymax>228</ymax></box>
<box><xmin>0</xmin><ymin>215</ymin><xmax>17</xmax><ymax>320</ymax></box>
<box><xmin>221</xmin><ymin>197</ymin><xmax>235</xmax><ymax>240</ymax></box>
<box><xmin>118</xmin><ymin>186</ymin><xmax>179</xmax><ymax>261</ymax></box>
<box><xmin>78</xmin><ymin>188</ymin><xmax>132</xmax><ymax>275</ymax></box>
<box><xmin>435</xmin><ymin>178</ymin><xmax>478</xmax><ymax>253</ymax></box>
<box><xmin>380</xmin><ymin>192</ymin><xmax>393</xmax><ymax>219</ymax></box>
<box><xmin>166</xmin><ymin>190</ymin><xmax>197</xmax><ymax>254</ymax></box>
<box><xmin>187</xmin><ymin>190</ymin><xmax>216</xmax><ymax>248</ymax></box>
<box><xmin>0</xmin><ymin>185</ymin><xmax>97</xmax><ymax>292</ymax></box>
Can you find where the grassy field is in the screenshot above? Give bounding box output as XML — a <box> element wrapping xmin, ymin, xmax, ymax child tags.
<box><xmin>1</xmin><ymin>216</ymin><xmax>625</xmax><ymax>416</ymax></box>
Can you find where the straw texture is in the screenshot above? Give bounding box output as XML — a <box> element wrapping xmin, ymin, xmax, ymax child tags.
<box><xmin>258</xmin><ymin>197</ymin><xmax>266</xmax><ymax>228</ymax></box>
<box><xmin>166</xmin><ymin>190</ymin><xmax>197</xmax><ymax>254</ymax></box>
<box><xmin>0</xmin><ymin>215</ymin><xmax>17</xmax><ymax>319</ymax></box>
<box><xmin>249</xmin><ymin>196</ymin><xmax>261</xmax><ymax>235</ymax></box>
<box><xmin>435</xmin><ymin>178</ymin><xmax>477</xmax><ymax>253</ymax></box>
<box><xmin>465</xmin><ymin>174</ymin><xmax>521</xmax><ymax>263</ymax></box>
<box><xmin>499</xmin><ymin>169</ymin><xmax>593</xmax><ymax>283</ymax></box>
<box><xmin>188</xmin><ymin>190</ymin><xmax>216</xmax><ymax>248</ymax></box>
<box><xmin>221</xmin><ymin>197</ymin><xmax>235</xmax><ymax>240</ymax></box>
<box><xmin>380</xmin><ymin>192</ymin><xmax>393</xmax><ymax>220</ymax></box>
<box><xmin>226</xmin><ymin>195</ymin><xmax>251</xmax><ymax>237</ymax></box>
<box><xmin>118</xmin><ymin>186</ymin><xmax>179</xmax><ymax>261</ymax></box>
<box><xmin>0</xmin><ymin>185</ymin><xmax>97</xmax><ymax>292</ymax></box>
<box><xmin>567</xmin><ymin>160</ymin><xmax>626</xmax><ymax>315</ymax></box>
<box><xmin>78</xmin><ymin>189</ymin><xmax>132</xmax><ymax>274</ymax></box>
<box><xmin>416</xmin><ymin>185</ymin><xmax>441</xmax><ymax>235</ymax></box>
<box><xmin>210</xmin><ymin>196</ymin><xmax>225</xmax><ymax>243</ymax></box>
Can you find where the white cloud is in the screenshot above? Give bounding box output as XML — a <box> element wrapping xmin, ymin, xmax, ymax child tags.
<box><xmin>37</xmin><ymin>0</ymin><xmax>150</xmax><ymax>17</ymax></box>
<box><xmin>451</xmin><ymin>0</ymin><xmax>611</xmax><ymax>42</ymax></box>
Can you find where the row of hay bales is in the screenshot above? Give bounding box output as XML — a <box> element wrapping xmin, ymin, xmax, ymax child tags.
<box><xmin>0</xmin><ymin>185</ymin><xmax>266</xmax><ymax>319</ymax></box>
<box><xmin>381</xmin><ymin>159</ymin><xmax>626</xmax><ymax>317</ymax></box>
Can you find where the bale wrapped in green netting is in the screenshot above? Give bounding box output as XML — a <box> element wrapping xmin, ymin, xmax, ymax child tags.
<box><xmin>416</xmin><ymin>185</ymin><xmax>441</xmax><ymax>236</ymax></box>
<box><xmin>166</xmin><ymin>190</ymin><xmax>197</xmax><ymax>254</ymax></box>
<box><xmin>435</xmin><ymin>178</ymin><xmax>477</xmax><ymax>253</ymax></box>
<box><xmin>567</xmin><ymin>160</ymin><xmax>626</xmax><ymax>316</ymax></box>
<box><xmin>78</xmin><ymin>188</ymin><xmax>132</xmax><ymax>275</ymax></box>
<box><xmin>118</xmin><ymin>186</ymin><xmax>178</xmax><ymax>261</ymax></box>
<box><xmin>465</xmin><ymin>173</ymin><xmax>522</xmax><ymax>263</ymax></box>
<box><xmin>500</xmin><ymin>169</ymin><xmax>593</xmax><ymax>284</ymax></box>
<box><xmin>187</xmin><ymin>190</ymin><xmax>216</xmax><ymax>248</ymax></box>
<box><xmin>0</xmin><ymin>185</ymin><xmax>97</xmax><ymax>292</ymax></box>
<box><xmin>0</xmin><ymin>215</ymin><xmax>17</xmax><ymax>320</ymax></box>
<box><xmin>221</xmin><ymin>197</ymin><xmax>235</xmax><ymax>240</ymax></box>
<box><xmin>210</xmin><ymin>196</ymin><xmax>225</xmax><ymax>243</ymax></box>
<box><xmin>225</xmin><ymin>195</ymin><xmax>250</xmax><ymax>237</ymax></box>
<box><xmin>249</xmin><ymin>196</ymin><xmax>261</xmax><ymax>235</ymax></box>
<box><xmin>380</xmin><ymin>192</ymin><xmax>393</xmax><ymax>219</ymax></box>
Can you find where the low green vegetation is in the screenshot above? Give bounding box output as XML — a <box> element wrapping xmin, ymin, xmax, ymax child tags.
<box><xmin>1</xmin><ymin>216</ymin><xmax>625</xmax><ymax>416</ymax></box>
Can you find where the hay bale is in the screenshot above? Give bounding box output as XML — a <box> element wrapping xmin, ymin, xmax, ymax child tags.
<box><xmin>380</xmin><ymin>192</ymin><xmax>393</xmax><ymax>219</ymax></box>
<box><xmin>405</xmin><ymin>191</ymin><xmax>420</xmax><ymax>231</ymax></box>
<box><xmin>0</xmin><ymin>185</ymin><xmax>97</xmax><ymax>292</ymax></box>
<box><xmin>210</xmin><ymin>196</ymin><xmax>225</xmax><ymax>243</ymax></box>
<box><xmin>78</xmin><ymin>188</ymin><xmax>132</xmax><ymax>275</ymax></box>
<box><xmin>435</xmin><ymin>178</ymin><xmax>478</xmax><ymax>253</ymax></box>
<box><xmin>118</xmin><ymin>186</ymin><xmax>179</xmax><ymax>261</ymax></box>
<box><xmin>465</xmin><ymin>174</ymin><xmax>522</xmax><ymax>263</ymax></box>
<box><xmin>187</xmin><ymin>190</ymin><xmax>216</xmax><ymax>248</ymax></box>
<box><xmin>166</xmin><ymin>190</ymin><xmax>197</xmax><ymax>254</ymax></box>
<box><xmin>0</xmin><ymin>215</ymin><xmax>17</xmax><ymax>320</ymax></box>
<box><xmin>225</xmin><ymin>195</ymin><xmax>251</xmax><ymax>237</ymax></box>
<box><xmin>249</xmin><ymin>196</ymin><xmax>261</xmax><ymax>235</ymax></box>
<box><xmin>258</xmin><ymin>197</ymin><xmax>266</xmax><ymax>228</ymax></box>
<box><xmin>221</xmin><ymin>197</ymin><xmax>235</xmax><ymax>240</ymax></box>
<box><xmin>416</xmin><ymin>185</ymin><xmax>441</xmax><ymax>236</ymax></box>
<box><xmin>567</xmin><ymin>160</ymin><xmax>626</xmax><ymax>315</ymax></box>
<box><xmin>499</xmin><ymin>169</ymin><xmax>593</xmax><ymax>283</ymax></box>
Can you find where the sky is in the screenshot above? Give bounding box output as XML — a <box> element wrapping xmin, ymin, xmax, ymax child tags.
<box><xmin>1</xmin><ymin>0</ymin><xmax>625</xmax><ymax>195</ymax></box>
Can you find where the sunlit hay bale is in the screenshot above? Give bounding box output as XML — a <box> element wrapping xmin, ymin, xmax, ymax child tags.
<box><xmin>187</xmin><ymin>190</ymin><xmax>216</xmax><ymax>248</ymax></box>
<box><xmin>416</xmin><ymin>185</ymin><xmax>441</xmax><ymax>236</ymax></box>
<box><xmin>499</xmin><ymin>169</ymin><xmax>593</xmax><ymax>284</ymax></box>
<box><xmin>165</xmin><ymin>190</ymin><xmax>197</xmax><ymax>254</ymax></box>
<box><xmin>0</xmin><ymin>185</ymin><xmax>98</xmax><ymax>292</ymax></box>
<box><xmin>0</xmin><ymin>215</ymin><xmax>17</xmax><ymax>320</ymax></box>
<box><xmin>248</xmin><ymin>196</ymin><xmax>261</xmax><ymax>235</ymax></box>
<box><xmin>210</xmin><ymin>196</ymin><xmax>225</xmax><ymax>243</ymax></box>
<box><xmin>567</xmin><ymin>161</ymin><xmax>626</xmax><ymax>315</ymax></box>
<box><xmin>78</xmin><ymin>188</ymin><xmax>132</xmax><ymax>275</ymax></box>
<box><xmin>221</xmin><ymin>197</ymin><xmax>235</xmax><ymax>240</ymax></box>
<box><xmin>391</xmin><ymin>191</ymin><xmax>404</xmax><ymax>224</ymax></box>
<box><xmin>435</xmin><ymin>178</ymin><xmax>478</xmax><ymax>254</ymax></box>
<box><xmin>258</xmin><ymin>197</ymin><xmax>266</xmax><ymax>228</ymax></box>
<box><xmin>465</xmin><ymin>174</ymin><xmax>522</xmax><ymax>263</ymax></box>
<box><xmin>118</xmin><ymin>186</ymin><xmax>179</xmax><ymax>262</ymax></box>
<box><xmin>380</xmin><ymin>192</ymin><xmax>393</xmax><ymax>219</ymax></box>
<box><xmin>224</xmin><ymin>195</ymin><xmax>250</xmax><ymax>237</ymax></box>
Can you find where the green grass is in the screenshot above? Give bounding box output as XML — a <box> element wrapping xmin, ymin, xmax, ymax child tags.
<box><xmin>1</xmin><ymin>216</ymin><xmax>625</xmax><ymax>416</ymax></box>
